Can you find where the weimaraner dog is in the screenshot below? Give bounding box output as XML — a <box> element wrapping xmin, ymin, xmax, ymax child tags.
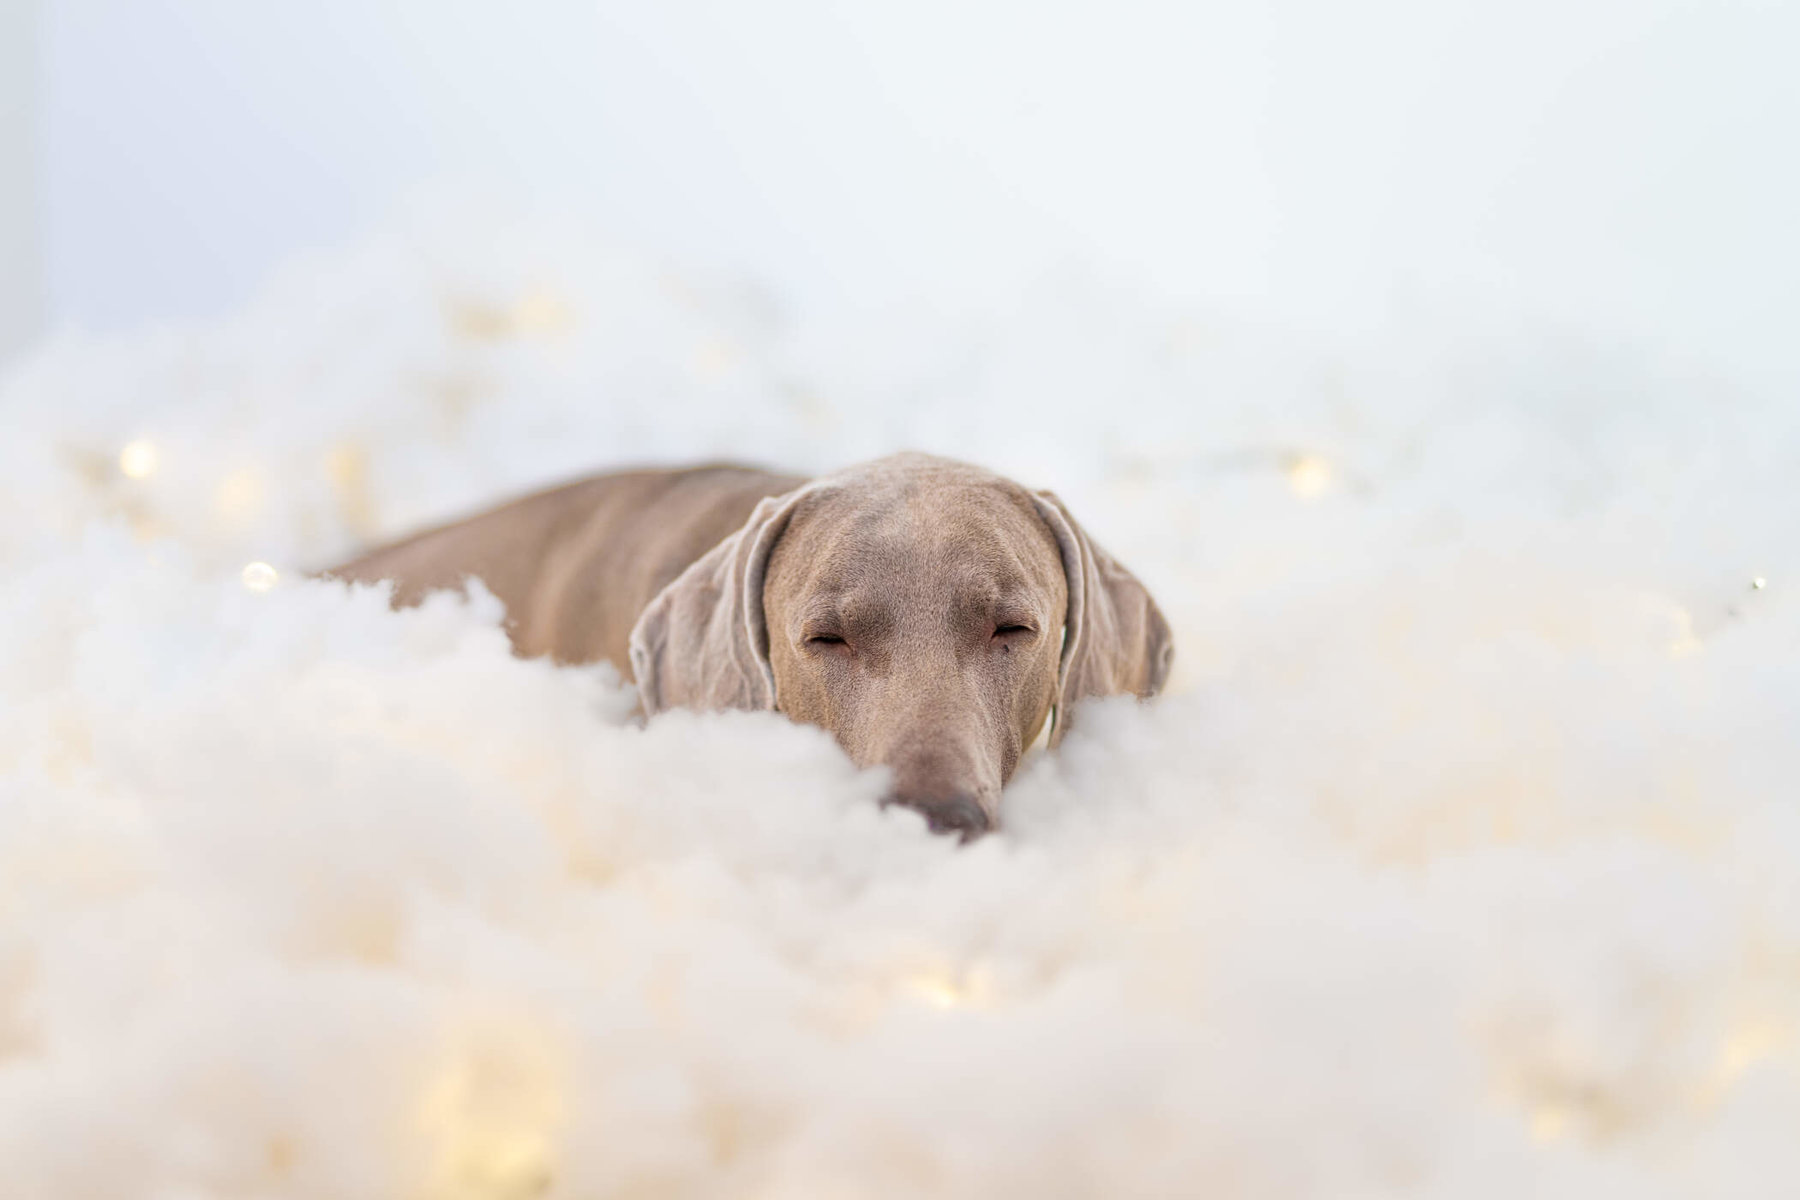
<box><xmin>329</xmin><ymin>453</ymin><xmax>1172</xmax><ymax>837</ymax></box>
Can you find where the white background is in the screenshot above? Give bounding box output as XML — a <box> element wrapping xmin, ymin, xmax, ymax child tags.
<box><xmin>6</xmin><ymin>0</ymin><xmax>1798</xmax><ymax>390</ymax></box>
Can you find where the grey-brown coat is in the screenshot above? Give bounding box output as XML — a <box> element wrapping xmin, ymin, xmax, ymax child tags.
<box><xmin>327</xmin><ymin>453</ymin><xmax>1172</xmax><ymax>836</ymax></box>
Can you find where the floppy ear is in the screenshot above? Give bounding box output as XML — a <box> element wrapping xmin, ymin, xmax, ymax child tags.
<box><xmin>1031</xmin><ymin>491</ymin><xmax>1174</xmax><ymax>744</ymax></box>
<box><xmin>628</xmin><ymin>487</ymin><xmax>812</xmax><ymax>715</ymax></box>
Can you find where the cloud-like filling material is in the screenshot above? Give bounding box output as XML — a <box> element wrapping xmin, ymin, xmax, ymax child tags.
<box><xmin>1</xmin><ymin>214</ymin><xmax>1797</xmax><ymax>1197</ymax></box>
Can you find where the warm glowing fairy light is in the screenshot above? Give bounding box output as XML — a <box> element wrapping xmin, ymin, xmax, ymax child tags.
<box><xmin>903</xmin><ymin>965</ymin><xmax>994</xmax><ymax>1011</ymax></box>
<box><xmin>908</xmin><ymin>973</ymin><xmax>967</xmax><ymax>1010</ymax></box>
<box><xmin>1751</xmin><ymin>576</ymin><xmax>1767</xmax><ymax>590</ymax></box>
<box><xmin>1695</xmin><ymin>1019</ymin><xmax>1791</xmax><ymax>1108</ymax></box>
<box><xmin>1528</xmin><ymin>1104</ymin><xmax>1571</xmax><ymax>1145</ymax></box>
<box><xmin>418</xmin><ymin>1038</ymin><xmax>563</xmax><ymax>1200</ymax></box>
<box><xmin>511</xmin><ymin>286</ymin><xmax>574</xmax><ymax>336</ymax></box>
<box><xmin>240</xmin><ymin>561</ymin><xmax>279</xmax><ymax>592</ymax></box>
<box><xmin>118</xmin><ymin>439</ymin><xmax>158</xmax><ymax>480</ymax></box>
<box><xmin>1284</xmin><ymin>453</ymin><xmax>1332</xmax><ymax>499</ymax></box>
<box><xmin>214</xmin><ymin>468</ymin><xmax>266</xmax><ymax>524</ymax></box>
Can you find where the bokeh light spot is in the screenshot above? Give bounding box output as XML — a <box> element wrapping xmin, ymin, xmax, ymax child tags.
<box><xmin>118</xmin><ymin>439</ymin><xmax>159</xmax><ymax>479</ymax></box>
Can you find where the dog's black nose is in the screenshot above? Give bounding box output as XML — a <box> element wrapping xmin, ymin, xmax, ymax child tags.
<box><xmin>885</xmin><ymin>792</ymin><xmax>993</xmax><ymax>841</ymax></box>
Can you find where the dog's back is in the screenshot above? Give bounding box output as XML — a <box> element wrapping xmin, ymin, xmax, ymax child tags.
<box><xmin>326</xmin><ymin>464</ymin><xmax>804</xmax><ymax>672</ymax></box>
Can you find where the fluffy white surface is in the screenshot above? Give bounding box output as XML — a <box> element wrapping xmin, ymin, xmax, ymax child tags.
<box><xmin>2</xmin><ymin>214</ymin><xmax>1798</xmax><ymax>1198</ymax></box>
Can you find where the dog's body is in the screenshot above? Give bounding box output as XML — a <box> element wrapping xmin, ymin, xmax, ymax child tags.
<box><xmin>329</xmin><ymin>454</ymin><xmax>1171</xmax><ymax>836</ymax></box>
<box><xmin>332</xmin><ymin>464</ymin><xmax>806</xmax><ymax>673</ymax></box>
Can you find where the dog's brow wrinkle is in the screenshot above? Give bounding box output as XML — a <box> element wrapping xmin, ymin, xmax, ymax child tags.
<box><xmin>951</xmin><ymin>576</ymin><xmax>1027</xmax><ymax>620</ymax></box>
<box><xmin>846</xmin><ymin>605</ymin><xmax>899</xmax><ymax>640</ymax></box>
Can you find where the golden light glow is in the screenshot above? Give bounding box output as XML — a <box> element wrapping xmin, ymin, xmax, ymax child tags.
<box><xmin>214</xmin><ymin>467</ymin><xmax>266</xmax><ymax>525</ymax></box>
<box><xmin>240</xmin><ymin>561</ymin><xmax>279</xmax><ymax>592</ymax></box>
<box><xmin>511</xmin><ymin>287</ymin><xmax>574</xmax><ymax>337</ymax></box>
<box><xmin>1284</xmin><ymin>453</ymin><xmax>1333</xmax><ymax>499</ymax></box>
<box><xmin>908</xmin><ymin>975</ymin><xmax>965</xmax><ymax>1010</ymax></box>
<box><xmin>1528</xmin><ymin>1103</ymin><xmax>1572</xmax><ymax>1145</ymax></box>
<box><xmin>417</xmin><ymin>1031</ymin><xmax>563</xmax><ymax>1200</ymax></box>
<box><xmin>1695</xmin><ymin>1019</ymin><xmax>1791</xmax><ymax>1109</ymax></box>
<box><xmin>326</xmin><ymin>440</ymin><xmax>378</xmax><ymax>536</ymax></box>
<box><xmin>449</xmin><ymin>288</ymin><xmax>574</xmax><ymax>342</ymax></box>
<box><xmin>902</xmin><ymin>965</ymin><xmax>994</xmax><ymax>1011</ymax></box>
<box><xmin>118</xmin><ymin>439</ymin><xmax>159</xmax><ymax>480</ymax></box>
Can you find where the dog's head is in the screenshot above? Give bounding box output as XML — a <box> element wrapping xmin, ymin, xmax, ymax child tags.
<box><xmin>628</xmin><ymin>454</ymin><xmax>1172</xmax><ymax>838</ymax></box>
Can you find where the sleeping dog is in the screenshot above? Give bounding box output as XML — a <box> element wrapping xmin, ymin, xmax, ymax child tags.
<box><xmin>329</xmin><ymin>453</ymin><xmax>1171</xmax><ymax>837</ymax></box>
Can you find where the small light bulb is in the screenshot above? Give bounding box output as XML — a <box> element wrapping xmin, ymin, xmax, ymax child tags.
<box><xmin>1751</xmin><ymin>577</ymin><xmax>1767</xmax><ymax>590</ymax></box>
<box><xmin>1284</xmin><ymin>453</ymin><xmax>1332</xmax><ymax>499</ymax></box>
<box><xmin>902</xmin><ymin>964</ymin><xmax>994</xmax><ymax>1011</ymax></box>
<box><xmin>215</xmin><ymin>468</ymin><xmax>266</xmax><ymax>524</ymax></box>
<box><xmin>118</xmin><ymin>439</ymin><xmax>158</xmax><ymax>480</ymax></box>
<box><xmin>512</xmin><ymin>286</ymin><xmax>573</xmax><ymax>336</ymax></box>
<box><xmin>241</xmin><ymin>561</ymin><xmax>279</xmax><ymax>592</ymax></box>
<box><xmin>1529</xmin><ymin>1104</ymin><xmax>1572</xmax><ymax>1144</ymax></box>
<box><xmin>908</xmin><ymin>974</ymin><xmax>965</xmax><ymax>1010</ymax></box>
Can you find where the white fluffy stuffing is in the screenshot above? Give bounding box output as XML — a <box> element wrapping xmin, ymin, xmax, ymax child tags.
<box><xmin>1</xmin><ymin>214</ymin><xmax>1797</xmax><ymax>1198</ymax></box>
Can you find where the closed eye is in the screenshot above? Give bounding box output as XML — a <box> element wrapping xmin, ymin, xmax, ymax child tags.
<box><xmin>806</xmin><ymin>633</ymin><xmax>847</xmax><ymax>649</ymax></box>
<box><xmin>993</xmin><ymin>624</ymin><xmax>1035</xmax><ymax>639</ymax></box>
